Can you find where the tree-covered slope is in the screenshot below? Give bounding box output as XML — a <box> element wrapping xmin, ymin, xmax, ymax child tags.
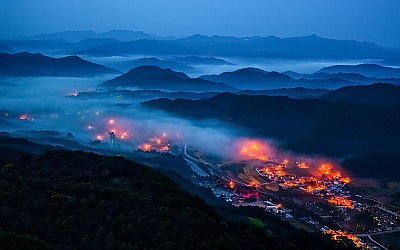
<box><xmin>0</xmin><ymin>146</ymin><xmax>350</xmax><ymax>249</ymax></box>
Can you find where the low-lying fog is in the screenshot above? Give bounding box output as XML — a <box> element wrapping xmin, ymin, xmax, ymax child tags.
<box><xmin>0</xmin><ymin>75</ymin><xmax>245</xmax><ymax>155</ymax></box>
<box><xmin>80</xmin><ymin>54</ymin><xmax>372</xmax><ymax>76</ymax></box>
<box><xmin>0</xmin><ymin>57</ymin><xmax>356</xmax><ymax>172</ymax></box>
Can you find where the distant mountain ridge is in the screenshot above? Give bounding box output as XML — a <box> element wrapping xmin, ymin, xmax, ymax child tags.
<box><xmin>0</xmin><ymin>51</ymin><xmax>120</xmax><ymax>77</ymax></box>
<box><xmin>100</xmin><ymin>65</ymin><xmax>236</xmax><ymax>92</ymax></box>
<box><xmin>172</xmin><ymin>56</ymin><xmax>235</xmax><ymax>65</ymax></box>
<box><xmin>317</xmin><ymin>63</ymin><xmax>400</xmax><ymax>78</ymax></box>
<box><xmin>61</xmin><ymin>32</ymin><xmax>400</xmax><ymax>59</ymax></box>
<box><xmin>108</xmin><ymin>57</ymin><xmax>194</xmax><ymax>72</ymax></box>
<box><xmin>200</xmin><ymin>67</ymin><xmax>356</xmax><ymax>89</ymax></box>
<box><xmin>26</xmin><ymin>29</ymin><xmax>156</xmax><ymax>42</ymax></box>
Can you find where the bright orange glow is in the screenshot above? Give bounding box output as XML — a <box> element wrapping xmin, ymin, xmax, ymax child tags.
<box><xmin>160</xmin><ymin>146</ymin><xmax>169</xmax><ymax>151</ymax></box>
<box><xmin>229</xmin><ymin>181</ymin><xmax>235</xmax><ymax>189</ymax></box>
<box><xmin>96</xmin><ymin>135</ymin><xmax>103</xmax><ymax>140</ymax></box>
<box><xmin>340</xmin><ymin>177</ymin><xmax>351</xmax><ymax>184</ymax></box>
<box><xmin>141</xmin><ymin>144</ymin><xmax>151</xmax><ymax>151</ymax></box>
<box><xmin>239</xmin><ymin>140</ymin><xmax>269</xmax><ymax>161</ymax></box>
<box><xmin>120</xmin><ymin>132</ymin><xmax>128</xmax><ymax>139</ymax></box>
<box><xmin>328</xmin><ymin>196</ymin><xmax>354</xmax><ymax>208</ymax></box>
<box><xmin>320</xmin><ymin>164</ymin><xmax>331</xmax><ymax>175</ymax></box>
<box><xmin>299</xmin><ymin>162</ymin><xmax>309</xmax><ymax>168</ymax></box>
<box><xmin>327</xmin><ymin>229</ymin><xmax>365</xmax><ymax>248</ymax></box>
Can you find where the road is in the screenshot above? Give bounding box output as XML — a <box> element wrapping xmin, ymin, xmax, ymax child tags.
<box><xmin>182</xmin><ymin>144</ymin><xmax>209</xmax><ymax>177</ymax></box>
<box><xmin>354</xmin><ymin>228</ymin><xmax>400</xmax><ymax>237</ymax></box>
<box><xmin>367</xmin><ymin>235</ymin><xmax>389</xmax><ymax>250</ymax></box>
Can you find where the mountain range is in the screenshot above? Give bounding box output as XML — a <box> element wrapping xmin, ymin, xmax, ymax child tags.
<box><xmin>4</xmin><ymin>30</ymin><xmax>400</xmax><ymax>60</ymax></box>
<box><xmin>201</xmin><ymin>64</ymin><xmax>400</xmax><ymax>89</ymax></box>
<box><xmin>0</xmin><ymin>51</ymin><xmax>120</xmax><ymax>77</ymax></box>
<box><xmin>316</xmin><ymin>63</ymin><xmax>400</xmax><ymax>78</ymax></box>
<box><xmin>200</xmin><ymin>67</ymin><xmax>356</xmax><ymax>89</ymax></box>
<box><xmin>25</xmin><ymin>30</ymin><xmax>157</xmax><ymax>42</ymax></box>
<box><xmin>100</xmin><ymin>65</ymin><xmax>236</xmax><ymax>92</ymax></box>
<box><xmin>74</xmin><ymin>34</ymin><xmax>400</xmax><ymax>59</ymax></box>
<box><xmin>108</xmin><ymin>57</ymin><xmax>194</xmax><ymax>73</ymax></box>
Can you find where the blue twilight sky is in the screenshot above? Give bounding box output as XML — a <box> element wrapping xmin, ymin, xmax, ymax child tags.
<box><xmin>1</xmin><ymin>0</ymin><xmax>400</xmax><ymax>47</ymax></box>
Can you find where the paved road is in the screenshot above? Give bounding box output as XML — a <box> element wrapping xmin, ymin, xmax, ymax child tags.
<box><xmin>355</xmin><ymin>228</ymin><xmax>400</xmax><ymax>237</ymax></box>
<box><xmin>367</xmin><ymin>235</ymin><xmax>389</xmax><ymax>250</ymax></box>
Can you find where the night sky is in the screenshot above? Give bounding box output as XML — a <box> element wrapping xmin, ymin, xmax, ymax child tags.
<box><xmin>1</xmin><ymin>0</ymin><xmax>400</xmax><ymax>46</ymax></box>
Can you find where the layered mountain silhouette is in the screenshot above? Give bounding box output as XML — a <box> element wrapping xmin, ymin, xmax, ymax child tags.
<box><xmin>100</xmin><ymin>65</ymin><xmax>236</xmax><ymax>92</ymax></box>
<box><xmin>0</xmin><ymin>51</ymin><xmax>120</xmax><ymax>77</ymax></box>
<box><xmin>316</xmin><ymin>63</ymin><xmax>400</xmax><ymax>78</ymax></box>
<box><xmin>200</xmin><ymin>67</ymin><xmax>356</xmax><ymax>89</ymax></box>
<box><xmin>61</xmin><ymin>33</ymin><xmax>400</xmax><ymax>59</ymax></box>
<box><xmin>3</xmin><ymin>31</ymin><xmax>400</xmax><ymax>61</ymax></box>
<box><xmin>26</xmin><ymin>29</ymin><xmax>155</xmax><ymax>42</ymax></box>
<box><xmin>75</xmin><ymin>39</ymin><xmax>196</xmax><ymax>56</ymax></box>
<box><xmin>172</xmin><ymin>56</ymin><xmax>235</xmax><ymax>65</ymax></box>
<box><xmin>109</xmin><ymin>57</ymin><xmax>194</xmax><ymax>72</ymax></box>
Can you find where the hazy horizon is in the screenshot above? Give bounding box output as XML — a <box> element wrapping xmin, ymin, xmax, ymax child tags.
<box><xmin>1</xmin><ymin>0</ymin><xmax>400</xmax><ymax>47</ymax></box>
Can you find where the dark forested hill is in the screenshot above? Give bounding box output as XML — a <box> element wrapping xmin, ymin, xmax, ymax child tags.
<box><xmin>320</xmin><ymin>83</ymin><xmax>400</xmax><ymax>105</ymax></box>
<box><xmin>0</xmin><ymin>141</ymin><xmax>348</xmax><ymax>249</ymax></box>
<box><xmin>142</xmin><ymin>92</ymin><xmax>400</xmax><ymax>158</ymax></box>
<box><xmin>238</xmin><ymin>87</ymin><xmax>330</xmax><ymax>98</ymax></box>
<box><xmin>0</xmin><ymin>51</ymin><xmax>120</xmax><ymax>77</ymax></box>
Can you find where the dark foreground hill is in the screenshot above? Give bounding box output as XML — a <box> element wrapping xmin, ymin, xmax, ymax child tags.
<box><xmin>320</xmin><ymin>83</ymin><xmax>400</xmax><ymax>105</ymax></box>
<box><xmin>238</xmin><ymin>87</ymin><xmax>330</xmax><ymax>98</ymax></box>
<box><xmin>100</xmin><ymin>65</ymin><xmax>236</xmax><ymax>92</ymax></box>
<box><xmin>0</xmin><ymin>51</ymin><xmax>120</xmax><ymax>77</ymax></box>
<box><xmin>143</xmin><ymin>92</ymin><xmax>400</xmax><ymax>158</ymax></box>
<box><xmin>0</xmin><ymin>137</ymin><xmax>347</xmax><ymax>249</ymax></box>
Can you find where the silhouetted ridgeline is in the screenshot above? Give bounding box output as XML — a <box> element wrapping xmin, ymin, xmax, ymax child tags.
<box><xmin>342</xmin><ymin>153</ymin><xmax>400</xmax><ymax>180</ymax></box>
<box><xmin>320</xmin><ymin>83</ymin><xmax>400</xmax><ymax>105</ymax></box>
<box><xmin>142</xmin><ymin>90</ymin><xmax>400</xmax><ymax>158</ymax></box>
<box><xmin>0</xmin><ymin>138</ymin><xmax>349</xmax><ymax>249</ymax></box>
<box><xmin>100</xmin><ymin>65</ymin><xmax>236</xmax><ymax>92</ymax></box>
<box><xmin>0</xmin><ymin>51</ymin><xmax>120</xmax><ymax>77</ymax></box>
